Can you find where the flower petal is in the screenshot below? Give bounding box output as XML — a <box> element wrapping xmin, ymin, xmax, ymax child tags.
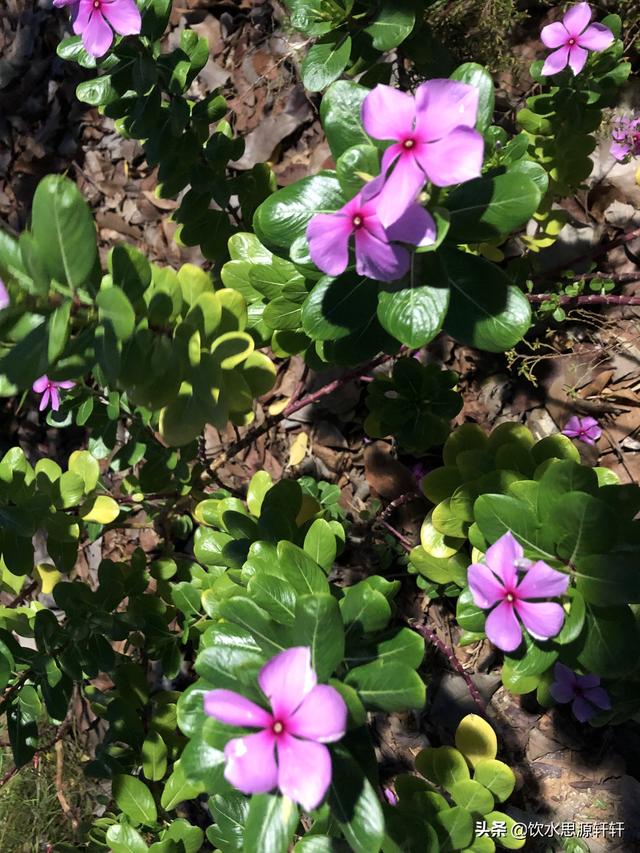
<box><xmin>485</xmin><ymin>531</ymin><xmax>522</xmax><ymax>588</ymax></box>
<box><xmin>307</xmin><ymin>212</ymin><xmax>353</xmax><ymax>277</ymax></box>
<box><xmin>611</xmin><ymin>140</ymin><xmax>630</xmax><ymax>161</ymax></box>
<box><xmin>354</xmin><ymin>227</ymin><xmax>410</xmax><ymax>282</ymax></box>
<box><xmin>361</xmin><ymin>85</ymin><xmax>415</xmax><ymax>142</ymax></box>
<box><xmin>277</xmin><ymin>733</ymin><xmax>332</xmax><ymax>812</ymax></box>
<box><xmin>584</xmin><ymin>686</ymin><xmax>611</xmax><ymax>710</ymax></box>
<box><xmin>376</xmin><ymin>151</ymin><xmax>427</xmax><ymax>227</ymax></box>
<box><xmin>541</xmin><ymin>21</ymin><xmax>569</xmax><ymax>48</ymax></box>
<box><xmin>515</xmin><ymin>600</ymin><xmax>565</xmax><ymax>641</ymax></box>
<box><xmin>516</xmin><ymin>560</ymin><xmax>569</xmax><ymax>600</ymax></box>
<box><xmin>224</xmin><ymin>730</ymin><xmax>278</xmax><ymax>795</ymax></box>
<box><xmin>550</xmin><ymin>681</ymin><xmax>576</xmax><ymax>704</ymax></box>
<box><xmin>81</xmin><ymin>9</ymin><xmax>114</xmax><ymax>57</ymax></box>
<box><xmin>571</xmin><ymin>695</ymin><xmax>595</xmax><ymax>722</ymax></box>
<box><xmin>416</xmin><ymin>126</ymin><xmax>484</xmax><ymax>188</ymax></box>
<box><xmin>562</xmin><ymin>415</ymin><xmax>582</xmax><ymax>438</ymax></box>
<box><xmin>542</xmin><ymin>46</ymin><xmax>570</xmax><ymax>76</ymax></box>
<box><xmin>100</xmin><ymin>0</ymin><xmax>142</xmax><ymax>36</ymax></box>
<box><xmin>258</xmin><ymin>647</ymin><xmax>317</xmax><ymax>720</ymax></box>
<box><xmin>39</xmin><ymin>388</ymin><xmax>51</xmax><ymax>412</ymax></box>
<box><xmin>50</xmin><ymin>387</ymin><xmax>61</xmax><ymax>411</ymax></box>
<box><xmin>385</xmin><ymin>203</ymin><xmax>436</xmax><ymax>248</ymax></box>
<box><xmin>578</xmin><ymin>22</ymin><xmax>614</xmax><ymax>51</ymax></box>
<box><xmin>414</xmin><ymin>79</ymin><xmax>479</xmax><ymax>142</ymax></box>
<box><xmin>485</xmin><ymin>601</ymin><xmax>522</xmax><ymax>652</ymax></box>
<box><xmin>563</xmin><ymin>2</ymin><xmax>592</xmax><ymax>38</ymax></box>
<box><xmin>287</xmin><ymin>685</ymin><xmax>347</xmax><ymax>743</ymax></box>
<box><xmin>468</xmin><ymin>562</ymin><xmax>506</xmax><ymax>609</ymax></box>
<box><xmin>567</xmin><ymin>44</ymin><xmax>588</xmax><ymax>75</ymax></box>
<box><xmin>32</xmin><ymin>376</ymin><xmax>50</xmax><ymax>393</ymax></box>
<box><xmin>576</xmin><ymin>672</ymin><xmax>600</xmax><ymax>689</ymax></box>
<box><xmin>57</xmin><ymin>380</ymin><xmax>76</xmax><ymax>390</ymax></box>
<box><xmin>204</xmin><ymin>689</ymin><xmax>273</xmax><ymax>728</ymax></box>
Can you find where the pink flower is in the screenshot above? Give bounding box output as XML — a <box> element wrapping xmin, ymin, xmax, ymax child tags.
<box><xmin>32</xmin><ymin>376</ymin><xmax>76</xmax><ymax>412</ymax></box>
<box><xmin>0</xmin><ymin>279</ymin><xmax>9</xmax><ymax>311</ymax></box>
<box><xmin>610</xmin><ymin>115</ymin><xmax>640</xmax><ymax>162</ymax></box>
<box><xmin>361</xmin><ymin>80</ymin><xmax>484</xmax><ymax>226</ymax></box>
<box><xmin>468</xmin><ymin>531</ymin><xmax>569</xmax><ymax>653</ymax></box>
<box><xmin>541</xmin><ymin>3</ymin><xmax>613</xmax><ymax>76</ymax></box>
<box><xmin>204</xmin><ymin>647</ymin><xmax>347</xmax><ymax>812</ymax></box>
<box><xmin>550</xmin><ymin>663</ymin><xmax>611</xmax><ymax>722</ymax></box>
<box><xmin>53</xmin><ymin>0</ymin><xmax>141</xmax><ymax>58</ymax></box>
<box><xmin>562</xmin><ymin>415</ymin><xmax>601</xmax><ymax>446</ymax></box>
<box><xmin>306</xmin><ymin>181</ymin><xmax>435</xmax><ymax>281</ymax></box>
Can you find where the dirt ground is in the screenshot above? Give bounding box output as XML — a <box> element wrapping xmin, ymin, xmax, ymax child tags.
<box><xmin>1</xmin><ymin>1</ymin><xmax>640</xmax><ymax>850</ymax></box>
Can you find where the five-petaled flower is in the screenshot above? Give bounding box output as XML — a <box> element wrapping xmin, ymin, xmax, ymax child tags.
<box><xmin>306</xmin><ymin>181</ymin><xmax>435</xmax><ymax>281</ymax></box>
<box><xmin>204</xmin><ymin>646</ymin><xmax>347</xmax><ymax>812</ymax></box>
<box><xmin>562</xmin><ymin>415</ymin><xmax>601</xmax><ymax>446</ymax></box>
<box><xmin>53</xmin><ymin>0</ymin><xmax>141</xmax><ymax>58</ymax></box>
<box><xmin>361</xmin><ymin>80</ymin><xmax>484</xmax><ymax>227</ymax></box>
<box><xmin>541</xmin><ymin>3</ymin><xmax>613</xmax><ymax>76</ymax></box>
<box><xmin>550</xmin><ymin>663</ymin><xmax>611</xmax><ymax>722</ymax></box>
<box><xmin>468</xmin><ymin>531</ymin><xmax>569</xmax><ymax>652</ymax></box>
<box><xmin>610</xmin><ymin>115</ymin><xmax>640</xmax><ymax>162</ymax></box>
<box><xmin>32</xmin><ymin>376</ymin><xmax>76</xmax><ymax>412</ymax></box>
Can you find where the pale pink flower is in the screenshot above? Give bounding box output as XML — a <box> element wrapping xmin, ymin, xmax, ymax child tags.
<box><xmin>53</xmin><ymin>0</ymin><xmax>141</xmax><ymax>58</ymax></box>
<box><xmin>541</xmin><ymin>3</ymin><xmax>613</xmax><ymax>76</ymax></box>
<box><xmin>32</xmin><ymin>376</ymin><xmax>76</xmax><ymax>412</ymax></box>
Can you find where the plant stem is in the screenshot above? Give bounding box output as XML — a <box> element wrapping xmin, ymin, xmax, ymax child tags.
<box><xmin>527</xmin><ymin>293</ymin><xmax>640</xmax><ymax>306</ymax></box>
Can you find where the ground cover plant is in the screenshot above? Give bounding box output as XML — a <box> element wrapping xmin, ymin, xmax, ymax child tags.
<box><xmin>0</xmin><ymin>0</ymin><xmax>639</xmax><ymax>850</ymax></box>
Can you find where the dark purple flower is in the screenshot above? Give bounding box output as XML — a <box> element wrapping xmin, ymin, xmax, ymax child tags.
<box><xmin>611</xmin><ymin>115</ymin><xmax>640</xmax><ymax>162</ymax></box>
<box><xmin>541</xmin><ymin>3</ymin><xmax>613</xmax><ymax>76</ymax></box>
<box><xmin>562</xmin><ymin>415</ymin><xmax>601</xmax><ymax>446</ymax></box>
<box><xmin>468</xmin><ymin>531</ymin><xmax>569</xmax><ymax>652</ymax></box>
<box><xmin>550</xmin><ymin>663</ymin><xmax>611</xmax><ymax>722</ymax></box>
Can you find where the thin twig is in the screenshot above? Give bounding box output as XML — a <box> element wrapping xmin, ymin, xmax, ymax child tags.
<box><xmin>380</xmin><ymin>520</ymin><xmax>413</xmax><ymax>551</ymax></box>
<box><xmin>527</xmin><ymin>293</ymin><xmax>640</xmax><ymax>306</ymax></box>
<box><xmin>411</xmin><ymin>619</ymin><xmax>488</xmax><ymax>716</ymax></box>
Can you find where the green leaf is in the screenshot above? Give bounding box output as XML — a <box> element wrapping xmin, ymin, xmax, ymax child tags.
<box><xmin>254</xmin><ymin>173</ymin><xmax>344</xmax><ymax>251</ymax></box>
<box><xmin>483</xmin><ymin>812</ymin><xmax>525</xmax><ymax>849</ymax></box>
<box><xmin>328</xmin><ymin>746</ymin><xmax>385</xmax><ymax>853</ymax></box>
<box><xmin>416</xmin><ymin>745</ymin><xmax>470</xmax><ymax>791</ymax></box>
<box><xmin>106</xmin><ymin>824</ymin><xmax>149</xmax><ymax>853</ymax></box>
<box><xmin>441</xmin><ymin>250</ymin><xmax>531</xmax><ymax>352</ymax></box>
<box><xmin>377</xmin><ymin>253</ymin><xmax>450</xmax><ymax>348</ymax></box>
<box><xmin>243</xmin><ymin>795</ymin><xmax>299</xmax><ymax>853</ymax></box>
<box><xmin>47</xmin><ymin>301</ymin><xmax>72</xmax><ymax>363</ymax></box>
<box><xmin>97</xmin><ymin>286</ymin><xmax>136</xmax><ymax>340</ymax></box>
<box><xmin>474</xmin><ymin>494</ymin><xmax>551</xmax><ymax>560</ymax></box>
<box><xmin>445</xmin><ymin>172</ymin><xmax>541</xmax><ymax>243</ymax></box>
<box><xmin>218</xmin><ymin>597</ymin><xmax>292</xmax><ymax>656</ymax></box>
<box><xmin>473</xmin><ymin>759</ymin><xmax>516</xmax><ymax>803</ymax></box>
<box><xmin>450</xmin><ymin>779</ymin><xmax>494</xmax><ymax>813</ymax></box>
<box><xmin>142</xmin><ymin>732</ymin><xmax>168</xmax><ymax>782</ymax></box>
<box><xmin>160</xmin><ymin>762</ymin><xmax>204</xmax><ymax>811</ymax></box>
<box><xmin>301</xmin><ymin>36</ymin><xmax>352</xmax><ymax>92</ymax></box>
<box><xmin>207</xmin><ymin>793</ymin><xmax>249</xmax><ymax>851</ymax></box>
<box><xmin>294</xmin><ymin>593</ymin><xmax>345</xmax><ymax>680</ymax></box>
<box><xmin>576</xmin><ymin>604</ymin><xmax>639</xmax><ymax>678</ymax></box>
<box><xmin>365</xmin><ymin>1</ymin><xmax>415</xmax><ymax>51</ymax></box>
<box><xmin>433</xmin><ymin>805</ymin><xmax>474</xmax><ymax>849</ymax></box>
<box><xmin>551</xmin><ymin>492</ymin><xmax>616</xmax><ymax>563</ymax></box>
<box><xmin>320</xmin><ymin>81</ymin><xmax>370</xmax><ymax>159</ymax></box>
<box><xmin>345</xmin><ymin>660</ymin><xmax>425</xmax><ymax>711</ymax></box>
<box><xmin>163</xmin><ymin>819</ymin><xmax>204</xmax><ymax>853</ymax></box>
<box><xmin>303</xmin><ymin>518</ymin><xmax>337</xmax><ymax>571</ymax></box>
<box><xmin>450</xmin><ymin>63</ymin><xmax>495</xmax><ymax>131</ymax></box>
<box><xmin>276</xmin><ymin>541</ymin><xmax>330</xmax><ymax>596</ymax></box>
<box><xmin>113</xmin><ymin>774</ymin><xmax>158</xmax><ymax>827</ymax></box>
<box><xmin>340</xmin><ymin>583</ymin><xmax>391</xmax><ymax>635</ymax></box>
<box><xmin>302</xmin><ymin>273</ymin><xmax>378</xmax><ymax>342</ymax></box>
<box><xmin>248</xmin><ymin>574</ymin><xmax>297</xmax><ymax>626</ymax></box>
<box><xmin>31</xmin><ymin>175</ymin><xmax>97</xmax><ymax>288</ymax></box>
<box><xmin>575</xmin><ymin>552</ymin><xmax>640</xmax><ymax>606</ymax></box>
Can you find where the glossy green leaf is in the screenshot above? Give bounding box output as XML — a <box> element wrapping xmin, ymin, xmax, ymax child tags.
<box><xmin>113</xmin><ymin>774</ymin><xmax>158</xmax><ymax>826</ymax></box>
<box><xmin>328</xmin><ymin>746</ymin><xmax>385</xmax><ymax>853</ymax></box>
<box><xmin>345</xmin><ymin>660</ymin><xmax>425</xmax><ymax>711</ymax></box>
<box><xmin>243</xmin><ymin>794</ymin><xmax>299</xmax><ymax>853</ymax></box>
<box><xmin>302</xmin><ymin>36</ymin><xmax>352</xmax><ymax>92</ymax></box>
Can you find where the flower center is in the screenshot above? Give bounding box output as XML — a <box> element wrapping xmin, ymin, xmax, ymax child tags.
<box><xmin>567</xmin><ymin>37</ymin><xmax>576</xmax><ymax>46</ymax></box>
<box><xmin>272</xmin><ymin>721</ymin><xmax>284</xmax><ymax>735</ymax></box>
<box><xmin>352</xmin><ymin>215</ymin><xmax>363</xmax><ymax>229</ymax></box>
<box><xmin>403</xmin><ymin>138</ymin><xmax>415</xmax><ymax>150</ymax></box>
<box><xmin>506</xmin><ymin>593</ymin><xmax>515</xmax><ymax>603</ymax></box>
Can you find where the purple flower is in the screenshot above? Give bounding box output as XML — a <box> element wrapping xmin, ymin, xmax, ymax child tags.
<box><xmin>610</xmin><ymin>115</ymin><xmax>640</xmax><ymax>162</ymax></box>
<box><xmin>550</xmin><ymin>663</ymin><xmax>611</xmax><ymax>722</ymax></box>
<box><xmin>53</xmin><ymin>0</ymin><xmax>141</xmax><ymax>58</ymax></box>
<box><xmin>468</xmin><ymin>531</ymin><xmax>569</xmax><ymax>652</ymax></box>
<box><xmin>0</xmin><ymin>279</ymin><xmax>9</xmax><ymax>311</ymax></box>
<box><xmin>541</xmin><ymin>3</ymin><xmax>613</xmax><ymax>76</ymax></box>
<box><xmin>306</xmin><ymin>182</ymin><xmax>435</xmax><ymax>281</ymax></box>
<box><xmin>32</xmin><ymin>376</ymin><xmax>76</xmax><ymax>412</ymax></box>
<box><xmin>204</xmin><ymin>647</ymin><xmax>347</xmax><ymax>812</ymax></box>
<box><xmin>383</xmin><ymin>787</ymin><xmax>398</xmax><ymax>806</ymax></box>
<box><xmin>361</xmin><ymin>80</ymin><xmax>484</xmax><ymax>226</ymax></box>
<box><xmin>561</xmin><ymin>415</ymin><xmax>601</xmax><ymax>446</ymax></box>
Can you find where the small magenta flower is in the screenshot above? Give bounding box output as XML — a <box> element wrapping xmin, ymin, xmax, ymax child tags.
<box><xmin>53</xmin><ymin>0</ymin><xmax>141</xmax><ymax>58</ymax></box>
<box><xmin>541</xmin><ymin>3</ymin><xmax>613</xmax><ymax>76</ymax></box>
<box><xmin>0</xmin><ymin>280</ymin><xmax>9</xmax><ymax>311</ymax></box>
<box><xmin>562</xmin><ymin>415</ymin><xmax>601</xmax><ymax>446</ymax></box>
<box><xmin>32</xmin><ymin>376</ymin><xmax>76</xmax><ymax>412</ymax></box>
<box><xmin>611</xmin><ymin>116</ymin><xmax>640</xmax><ymax>162</ymax></box>
<box><xmin>550</xmin><ymin>663</ymin><xmax>611</xmax><ymax>722</ymax></box>
<box><xmin>361</xmin><ymin>80</ymin><xmax>484</xmax><ymax>226</ymax></box>
<box><xmin>204</xmin><ymin>647</ymin><xmax>347</xmax><ymax>812</ymax></box>
<box><xmin>468</xmin><ymin>531</ymin><xmax>569</xmax><ymax>652</ymax></box>
<box><xmin>306</xmin><ymin>182</ymin><xmax>435</xmax><ymax>281</ymax></box>
<box><xmin>383</xmin><ymin>787</ymin><xmax>399</xmax><ymax>806</ymax></box>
